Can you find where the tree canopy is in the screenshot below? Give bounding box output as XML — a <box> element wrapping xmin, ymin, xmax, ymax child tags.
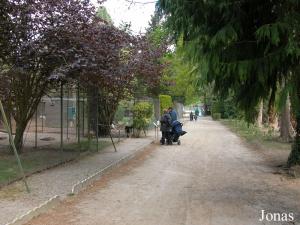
<box><xmin>158</xmin><ymin>0</ymin><xmax>300</xmax><ymax>166</ymax></box>
<box><xmin>0</xmin><ymin>0</ymin><xmax>167</xmax><ymax>152</ymax></box>
<box><xmin>96</xmin><ymin>6</ymin><xmax>113</xmax><ymax>24</ymax></box>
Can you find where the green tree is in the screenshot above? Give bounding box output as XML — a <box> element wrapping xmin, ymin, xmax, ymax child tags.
<box><xmin>96</xmin><ymin>6</ymin><xmax>113</xmax><ymax>24</ymax></box>
<box><xmin>159</xmin><ymin>95</ymin><xmax>172</xmax><ymax>115</ymax></box>
<box><xmin>158</xmin><ymin>0</ymin><xmax>300</xmax><ymax>166</ymax></box>
<box><xmin>0</xmin><ymin>0</ymin><xmax>96</xmax><ymax>152</ymax></box>
<box><xmin>132</xmin><ymin>102</ymin><xmax>153</xmax><ymax>137</ymax></box>
<box><xmin>163</xmin><ymin>40</ymin><xmax>201</xmax><ymax>105</ymax></box>
<box><xmin>132</xmin><ymin>16</ymin><xmax>169</xmax><ymax>100</ymax></box>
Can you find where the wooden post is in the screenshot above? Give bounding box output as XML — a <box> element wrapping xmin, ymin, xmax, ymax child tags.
<box><xmin>0</xmin><ymin>100</ymin><xmax>30</xmax><ymax>193</ymax></box>
<box><xmin>109</xmin><ymin>130</ymin><xmax>117</xmax><ymax>152</ymax></box>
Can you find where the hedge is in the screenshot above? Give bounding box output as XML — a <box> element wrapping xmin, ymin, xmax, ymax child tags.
<box><xmin>159</xmin><ymin>95</ymin><xmax>173</xmax><ymax>115</ymax></box>
<box><xmin>132</xmin><ymin>102</ymin><xmax>153</xmax><ymax>137</ymax></box>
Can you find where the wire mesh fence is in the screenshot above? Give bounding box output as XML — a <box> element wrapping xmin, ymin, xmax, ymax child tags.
<box><xmin>0</xmin><ymin>87</ymin><xmax>164</xmax><ymax>153</ymax></box>
<box><xmin>0</xmin><ymin>83</ymin><xmax>163</xmax><ymax>186</ymax></box>
<box><xmin>0</xmin><ymin>85</ymin><xmax>133</xmax><ymax>154</ymax></box>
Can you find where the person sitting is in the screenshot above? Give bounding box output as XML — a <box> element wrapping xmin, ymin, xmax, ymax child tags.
<box><xmin>160</xmin><ymin>109</ymin><xmax>172</xmax><ymax>145</ymax></box>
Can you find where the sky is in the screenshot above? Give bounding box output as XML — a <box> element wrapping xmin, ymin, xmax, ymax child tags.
<box><xmin>92</xmin><ymin>0</ymin><xmax>157</xmax><ymax>33</ymax></box>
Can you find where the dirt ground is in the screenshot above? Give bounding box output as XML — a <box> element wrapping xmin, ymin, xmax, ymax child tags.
<box><xmin>25</xmin><ymin>118</ymin><xmax>300</xmax><ymax>225</ymax></box>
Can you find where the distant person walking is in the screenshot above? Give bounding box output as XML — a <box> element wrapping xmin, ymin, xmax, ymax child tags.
<box><xmin>194</xmin><ymin>108</ymin><xmax>200</xmax><ymax>121</ymax></box>
<box><xmin>160</xmin><ymin>109</ymin><xmax>172</xmax><ymax>145</ymax></box>
<box><xmin>190</xmin><ymin>111</ymin><xmax>194</xmax><ymax>121</ymax></box>
<box><xmin>168</xmin><ymin>107</ymin><xmax>178</xmax><ymax>122</ymax></box>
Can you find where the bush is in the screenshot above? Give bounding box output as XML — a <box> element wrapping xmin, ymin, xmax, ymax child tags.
<box><xmin>212</xmin><ymin>113</ymin><xmax>221</xmax><ymax>120</ymax></box>
<box><xmin>211</xmin><ymin>96</ymin><xmax>241</xmax><ymax>119</ymax></box>
<box><xmin>159</xmin><ymin>94</ymin><xmax>172</xmax><ymax>115</ymax></box>
<box><xmin>132</xmin><ymin>102</ymin><xmax>153</xmax><ymax>137</ymax></box>
<box><xmin>211</xmin><ymin>100</ymin><xmax>222</xmax><ymax>114</ymax></box>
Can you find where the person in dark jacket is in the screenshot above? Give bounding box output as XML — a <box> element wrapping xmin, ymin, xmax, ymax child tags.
<box><xmin>194</xmin><ymin>107</ymin><xmax>200</xmax><ymax>121</ymax></box>
<box><xmin>190</xmin><ymin>111</ymin><xmax>194</xmax><ymax>121</ymax></box>
<box><xmin>160</xmin><ymin>109</ymin><xmax>172</xmax><ymax>145</ymax></box>
<box><xmin>168</xmin><ymin>107</ymin><xmax>178</xmax><ymax>122</ymax></box>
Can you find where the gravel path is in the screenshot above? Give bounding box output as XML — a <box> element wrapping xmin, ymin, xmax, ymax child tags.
<box><xmin>25</xmin><ymin>117</ymin><xmax>300</xmax><ymax>225</ymax></box>
<box><xmin>0</xmin><ymin>136</ymin><xmax>154</xmax><ymax>225</ymax></box>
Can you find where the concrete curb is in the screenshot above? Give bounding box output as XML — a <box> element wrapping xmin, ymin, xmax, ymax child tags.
<box><xmin>71</xmin><ymin>141</ymin><xmax>154</xmax><ymax>194</ymax></box>
<box><xmin>5</xmin><ymin>195</ymin><xmax>60</xmax><ymax>225</ymax></box>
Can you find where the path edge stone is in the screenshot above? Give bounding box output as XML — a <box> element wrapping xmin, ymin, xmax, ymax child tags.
<box><xmin>4</xmin><ymin>195</ymin><xmax>60</xmax><ymax>225</ymax></box>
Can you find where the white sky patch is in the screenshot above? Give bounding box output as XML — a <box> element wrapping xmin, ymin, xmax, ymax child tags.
<box><xmin>91</xmin><ymin>0</ymin><xmax>156</xmax><ymax>33</ymax></box>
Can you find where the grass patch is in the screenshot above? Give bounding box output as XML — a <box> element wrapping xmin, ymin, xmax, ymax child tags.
<box><xmin>0</xmin><ymin>139</ymin><xmax>111</xmax><ymax>186</ymax></box>
<box><xmin>0</xmin><ymin>151</ymin><xmax>76</xmax><ymax>185</ymax></box>
<box><xmin>221</xmin><ymin>119</ymin><xmax>291</xmax><ymax>151</ymax></box>
<box><xmin>62</xmin><ymin>139</ymin><xmax>111</xmax><ymax>152</ymax></box>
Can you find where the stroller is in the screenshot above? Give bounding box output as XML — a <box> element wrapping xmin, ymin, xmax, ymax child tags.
<box><xmin>170</xmin><ymin>120</ymin><xmax>187</xmax><ymax>145</ymax></box>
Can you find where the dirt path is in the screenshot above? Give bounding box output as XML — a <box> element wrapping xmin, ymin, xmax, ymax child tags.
<box><xmin>26</xmin><ymin>118</ymin><xmax>300</xmax><ymax>225</ymax></box>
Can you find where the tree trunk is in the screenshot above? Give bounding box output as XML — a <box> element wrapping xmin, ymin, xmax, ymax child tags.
<box><xmin>13</xmin><ymin>96</ymin><xmax>42</xmax><ymax>153</ymax></box>
<box><xmin>287</xmin><ymin>113</ymin><xmax>300</xmax><ymax>167</ymax></box>
<box><xmin>14</xmin><ymin>121</ymin><xmax>27</xmax><ymax>153</ymax></box>
<box><xmin>87</xmin><ymin>87</ymin><xmax>98</xmax><ymax>134</ymax></box>
<box><xmin>97</xmin><ymin>89</ymin><xmax>119</xmax><ymax>136</ymax></box>
<box><xmin>98</xmin><ymin>102</ymin><xmax>118</xmax><ymax>136</ymax></box>
<box><xmin>257</xmin><ymin>100</ymin><xmax>263</xmax><ymax>128</ymax></box>
<box><xmin>268</xmin><ymin>86</ymin><xmax>278</xmax><ymax>130</ymax></box>
<box><xmin>287</xmin><ymin>75</ymin><xmax>300</xmax><ymax>167</ymax></box>
<box><xmin>280</xmin><ymin>95</ymin><xmax>292</xmax><ymax>142</ymax></box>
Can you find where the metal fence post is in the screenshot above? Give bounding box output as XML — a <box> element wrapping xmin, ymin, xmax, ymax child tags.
<box><xmin>96</xmin><ymin>90</ymin><xmax>99</xmax><ymax>152</ymax></box>
<box><xmin>35</xmin><ymin>110</ymin><xmax>38</xmax><ymax>148</ymax></box>
<box><xmin>66</xmin><ymin>86</ymin><xmax>69</xmax><ymax>140</ymax></box>
<box><xmin>77</xmin><ymin>83</ymin><xmax>80</xmax><ymax>145</ymax></box>
<box><xmin>82</xmin><ymin>98</ymin><xmax>85</xmax><ymax>137</ymax></box>
<box><xmin>60</xmin><ymin>82</ymin><xmax>64</xmax><ymax>151</ymax></box>
<box><xmin>42</xmin><ymin>101</ymin><xmax>45</xmax><ymax>133</ymax></box>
